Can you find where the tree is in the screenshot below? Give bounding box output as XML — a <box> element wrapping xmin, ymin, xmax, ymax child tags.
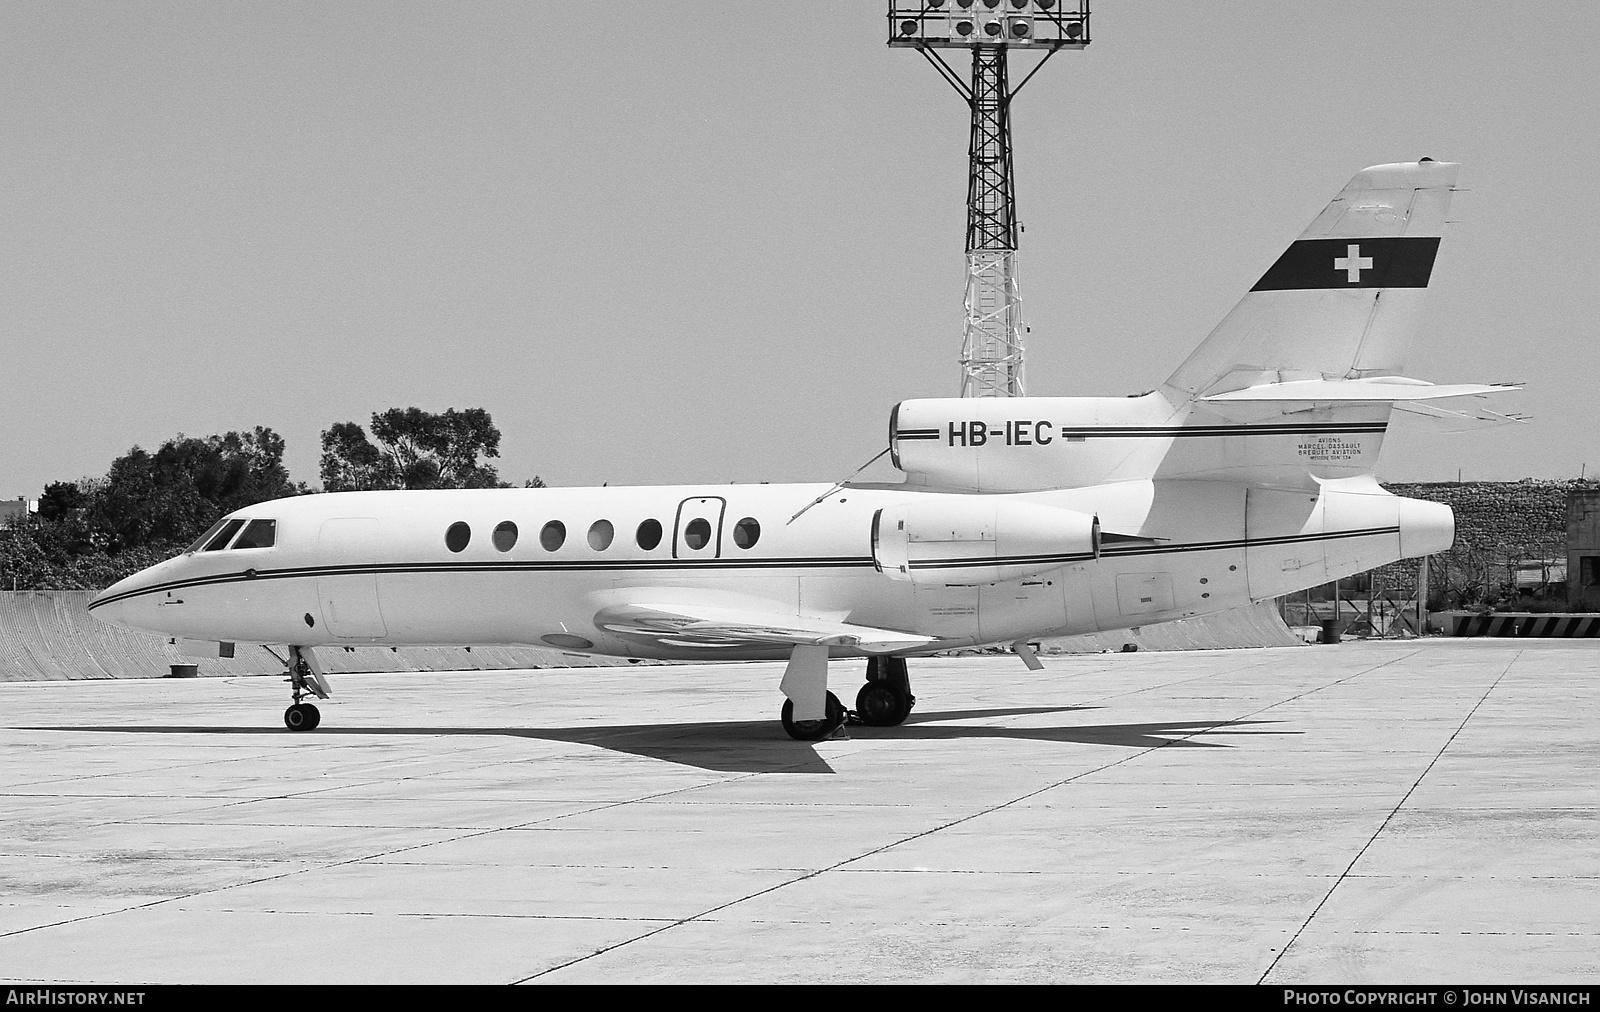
<box><xmin>320</xmin><ymin>407</ymin><xmax>506</xmax><ymax>491</ymax></box>
<box><xmin>2</xmin><ymin>426</ymin><xmax>304</xmax><ymax>590</ymax></box>
<box><xmin>91</xmin><ymin>427</ymin><xmax>301</xmax><ymax>553</ymax></box>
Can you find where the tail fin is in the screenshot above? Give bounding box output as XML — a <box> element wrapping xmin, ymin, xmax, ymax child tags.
<box><xmin>1164</xmin><ymin>160</ymin><xmax>1460</xmax><ymax>401</ymax></box>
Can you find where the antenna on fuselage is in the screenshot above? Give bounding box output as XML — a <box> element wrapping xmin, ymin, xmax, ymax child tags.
<box><xmin>787</xmin><ymin>448</ymin><xmax>892</xmax><ymax>526</ymax></box>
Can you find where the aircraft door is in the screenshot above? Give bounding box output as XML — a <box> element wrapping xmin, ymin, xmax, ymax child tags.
<box><xmin>673</xmin><ymin>497</ymin><xmax>727</xmax><ymax>559</ymax></box>
<box><xmin>316</xmin><ymin>518</ymin><xmax>388</xmax><ymax>639</ymax></box>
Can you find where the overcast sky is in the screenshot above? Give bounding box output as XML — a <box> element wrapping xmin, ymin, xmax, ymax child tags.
<box><xmin>3</xmin><ymin>1</ymin><xmax>1596</xmax><ymax>497</ymax></box>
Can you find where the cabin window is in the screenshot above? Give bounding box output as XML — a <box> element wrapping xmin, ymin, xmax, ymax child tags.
<box><xmin>202</xmin><ymin>519</ymin><xmax>247</xmax><ymax>552</ymax></box>
<box><xmin>636</xmin><ymin>518</ymin><xmax>662</xmax><ymax>550</ymax></box>
<box><xmin>684</xmin><ymin>517</ymin><xmax>712</xmax><ymax>550</ymax></box>
<box><xmin>492</xmin><ymin>521</ymin><xmax>518</xmax><ymax>552</ymax></box>
<box><xmin>540</xmin><ymin>520</ymin><xmax>566</xmax><ymax>551</ymax></box>
<box><xmin>733</xmin><ymin>517</ymin><xmax>760</xmax><ymax>549</ymax></box>
<box><xmin>187</xmin><ymin>519</ymin><xmax>231</xmax><ymax>553</ymax></box>
<box><xmin>445</xmin><ymin>522</ymin><xmax>471</xmax><ymax>553</ymax></box>
<box><xmin>232</xmin><ymin>519</ymin><xmax>277</xmax><ymax>550</ymax></box>
<box><xmin>588</xmin><ymin>520</ymin><xmax>614</xmax><ymax>551</ymax></box>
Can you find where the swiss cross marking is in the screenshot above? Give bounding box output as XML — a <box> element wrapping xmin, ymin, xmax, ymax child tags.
<box><xmin>1333</xmin><ymin>243</ymin><xmax>1374</xmax><ymax>283</ymax></box>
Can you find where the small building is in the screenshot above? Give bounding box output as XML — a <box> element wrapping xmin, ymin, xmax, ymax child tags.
<box><xmin>0</xmin><ymin>498</ymin><xmax>36</xmax><ymax>525</ymax></box>
<box><xmin>1570</xmin><ymin>488</ymin><xmax>1600</xmax><ymax>610</ymax></box>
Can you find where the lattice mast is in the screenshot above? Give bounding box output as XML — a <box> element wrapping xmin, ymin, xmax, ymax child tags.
<box><xmin>888</xmin><ymin>2</ymin><xmax>1090</xmax><ymax>397</ymax></box>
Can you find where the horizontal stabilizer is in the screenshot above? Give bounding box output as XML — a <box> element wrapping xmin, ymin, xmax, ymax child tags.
<box><xmin>1392</xmin><ymin>399</ymin><xmax>1530</xmax><ymax>430</ymax></box>
<box><xmin>1201</xmin><ymin>378</ymin><xmax>1519</xmax><ymax>403</ymax></box>
<box><xmin>593</xmin><ymin>602</ymin><xmax>933</xmax><ymax>653</ymax></box>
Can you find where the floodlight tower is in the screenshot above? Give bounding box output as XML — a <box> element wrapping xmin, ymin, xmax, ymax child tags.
<box><xmin>889</xmin><ymin>1</ymin><xmax>1090</xmax><ymax>397</ymax></box>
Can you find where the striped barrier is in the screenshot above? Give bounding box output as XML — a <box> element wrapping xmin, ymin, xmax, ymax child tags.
<box><xmin>1447</xmin><ymin>613</ymin><xmax>1600</xmax><ymax>638</ymax></box>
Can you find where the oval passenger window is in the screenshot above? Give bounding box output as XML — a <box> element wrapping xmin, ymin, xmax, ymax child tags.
<box><xmin>588</xmin><ymin>520</ymin><xmax>614</xmax><ymax>551</ymax></box>
<box><xmin>636</xmin><ymin>519</ymin><xmax>662</xmax><ymax>550</ymax></box>
<box><xmin>540</xmin><ymin>520</ymin><xmax>566</xmax><ymax>551</ymax></box>
<box><xmin>733</xmin><ymin>517</ymin><xmax>760</xmax><ymax>549</ymax></box>
<box><xmin>492</xmin><ymin>521</ymin><xmax>518</xmax><ymax>552</ymax></box>
<box><xmin>445</xmin><ymin>522</ymin><xmax>471</xmax><ymax>553</ymax></box>
<box><xmin>684</xmin><ymin>517</ymin><xmax>711</xmax><ymax>550</ymax></box>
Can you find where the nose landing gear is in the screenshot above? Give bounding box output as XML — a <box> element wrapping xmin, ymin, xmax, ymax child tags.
<box><xmin>281</xmin><ymin>646</ymin><xmax>331</xmax><ymax>732</ymax></box>
<box><xmin>284</xmin><ymin>701</ymin><xmax>320</xmax><ymax>731</ymax></box>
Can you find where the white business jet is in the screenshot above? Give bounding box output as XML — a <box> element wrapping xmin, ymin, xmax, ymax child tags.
<box><xmin>91</xmin><ymin>160</ymin><xmax>1511</xmax><ymax>739</ymax></box>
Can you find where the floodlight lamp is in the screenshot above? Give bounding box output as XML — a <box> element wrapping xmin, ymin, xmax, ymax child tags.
<box><xmin>927</xmin><ymin>0</ymin><xmax>947</xmax><ymax>7</ymax></box>
<box><xmin>1065</xmin><ymin>21</ymin><xmax>1082</xmax><ymax>38</ymax></box>
<box><xmin>900</xmin><ymin>19</ymin><xmax>919</xmax><ymax>35</ymax></box>
<box><xmin>984</xmin><ymin>20</ymin><xmax>1002</xmax><ymax>36</ymax></box>
<box><xmin>1036</xmin><ymin>0</ymin><xmax>1056</xmax><ymax>8</ymax></box>
<box><xmin>1009</xmin><ymin>0</ymin><xmax>1028</xmax><ymax>8</ymax></box>
<box><xmin>982</xmin><ymin>0</ymin><xmax>1000</xmax><ymax>8</ymax></box>
<box><xmin>955</xmin><ymin>18</ymin><xmax>974</xmax><ymax>35</ymax></box>
<box><xmin>1009</xmin><ymin>18</ymin><xmax>1031</xmax><ymax>37</ymax></box>
<box><xmin>956</xmin><ymin>0</ymin><xmax>975</xmax><ymax>8</ymax></box>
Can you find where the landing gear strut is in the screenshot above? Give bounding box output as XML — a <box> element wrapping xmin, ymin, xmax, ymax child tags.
<box><xmin>854</xmin><ymin>656</ymin><xmax>914</xmax><ymax>726</ymax></box>
<box><xmin>282</xmin><ymin>646</ymin><xmax>330</xmax><ymax>732</ymax></box>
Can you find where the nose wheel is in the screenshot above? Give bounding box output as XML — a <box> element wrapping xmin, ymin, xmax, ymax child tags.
<box><xmin>279</xmin><ymin>645</ymin><xmax>331</xmax><ymax>732</ymax></box>
<box><xmin>284</xmin><ymin>702</ymin><xmax>321</xmax><ymax>731</ymax></box>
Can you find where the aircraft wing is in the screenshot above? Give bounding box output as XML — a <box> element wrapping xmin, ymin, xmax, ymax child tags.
<box><xmin>592</xmin><ymin>602</ymin><xmax>934</xmax><ymax>653</ymax></box>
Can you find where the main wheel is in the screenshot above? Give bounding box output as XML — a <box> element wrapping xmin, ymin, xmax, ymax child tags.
<box><xmin>284</xmin><ymin>703</ymin><xmax>320</xmax><ymax>732</ymax></box>
<box><xmin>855</xmin><ymin>681</ymin><xmax>911</xmax><ymax>726</ymax></box>
<box><xmin>780</xmin><ymin>691</ymin><xmax>845</xmax><ymax>741</ymax></box>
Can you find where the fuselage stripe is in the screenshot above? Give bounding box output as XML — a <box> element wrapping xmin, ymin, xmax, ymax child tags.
<box><xmin>905</xmin><ymin>525</ymin><xmax>1399</xmax><ymax>570</ymax></box>
<box><xmin>895</xmin><ymin>423</ymin><xmax>1387</xmax><ymax>443</ymax></box>
<box><xmin>90</xmin><ymin>526</ymin><xmax>1405</xmax><ymax>610</ymax></box>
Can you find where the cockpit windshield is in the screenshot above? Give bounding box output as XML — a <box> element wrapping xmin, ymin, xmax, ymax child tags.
<box><xmin>186</xmin><ymin>517</ymin><xmax>277</xmax><ymax>553</ymax></box>
<box><xmin>187</xmin><ymin>519</ymin><xmax>231</xmax><ymax>553</ymax></box>
<box><xmin>232</xmin><ymin>519</ymin><xmax>277</xmax><ymax>550</ymax></box>
<box><xmin>200</xmin><ymin>519</ymin><xmax>247</xmax><ymax>552</ymax></box>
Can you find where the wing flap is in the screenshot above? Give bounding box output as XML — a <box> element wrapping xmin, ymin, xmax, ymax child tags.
<box><xmin>593</xmin><ymin>602</ymin><xmax>933</xmax><ymax>653</ymax></box>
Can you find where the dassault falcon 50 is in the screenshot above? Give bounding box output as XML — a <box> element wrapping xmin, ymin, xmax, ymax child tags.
<box><xmin>91</xmin><ymin>159</ymin><xmax>1510</xmax><ymax>739</ymax></box>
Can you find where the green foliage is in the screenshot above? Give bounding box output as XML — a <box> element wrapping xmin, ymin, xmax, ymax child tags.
<box><xmin>1</xmin><ymin>426</ymin><xmax>303</xmax><ymax>591</ymax></box>
<box><xmin>320</xmin><ymin>407</ymin><xmax>506</xmax><ymax>491</ymax></box>
<box><xmin>91</xmin><ymin>427</ymin><xmax>301</xmax><ymax>552</ymax></box>
<box><xmin>6</xmin><ymin>410</ymin><xmax>539</xmax><ymax>592</ymax></box>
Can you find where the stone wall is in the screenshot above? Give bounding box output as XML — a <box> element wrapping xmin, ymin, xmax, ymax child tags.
<box><xmin>1374</xmin><ymin>479</ymin><xmax>1597</xmax><ymax>608</ymax></box>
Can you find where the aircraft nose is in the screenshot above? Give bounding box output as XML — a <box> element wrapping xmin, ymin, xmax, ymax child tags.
<box><xmin>88</xmin><ymin>558</ymin><xmax>179</xmax><ymax>633</ymax></box>
<box><xmin>88</xmin><ymin>575</ymin><xmax>141</xmax><ymax>630</ymax></box>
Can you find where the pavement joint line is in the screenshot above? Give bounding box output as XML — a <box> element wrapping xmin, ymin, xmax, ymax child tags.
<box><xmin>513</xmin><ymin>659</ymin><xmax>1363</xmax><ymax>982</ymax></box>
<box><xmin>536</xmin><ymin>648</ymin><xmax>1436</xmax><ymax>984</ymax></box>
<box><xmin>5</xmin><ymin>647</ymin><xmax>1589</xmax><ymax>981</ymax></box>
<box><xmin>1256</xmin><ymin>648</ymin><xmax>1521</xmax><ymax>985</ymax></box>
<box><xmin>0</xmin><ymin>759</ymin><xmax>787</xmax><ymax>944</ymax></box>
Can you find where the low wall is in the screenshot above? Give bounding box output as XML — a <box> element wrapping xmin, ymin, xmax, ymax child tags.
<box><xmin>0</xmin><ymin>591</ymin><xmax>614</xmax><ymax>682</ymax></box>
<box><xmin>1041</xmin><ymin>601</ymin><xmax>1305</xmax><ymax>653</ymax></box>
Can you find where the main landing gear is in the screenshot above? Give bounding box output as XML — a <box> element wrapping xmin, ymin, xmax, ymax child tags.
<box><xmin>778</xmin><ymin>647</ymin><xmax>914</xmax><ymax>741</ymax></box>
<box><xmin>282</xmin><ymin>646</ymin><xmax>331</xmax><ymax>732</ymax></box>
<box><xmin>780</xmin><ymin>692</ymin><xmax>846</xmax><ymax>741</ymax></box>
<box><xmin>853</xmin><ymin>656</ymin><xmax>914</xmax><ymax>727</ymax></box>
